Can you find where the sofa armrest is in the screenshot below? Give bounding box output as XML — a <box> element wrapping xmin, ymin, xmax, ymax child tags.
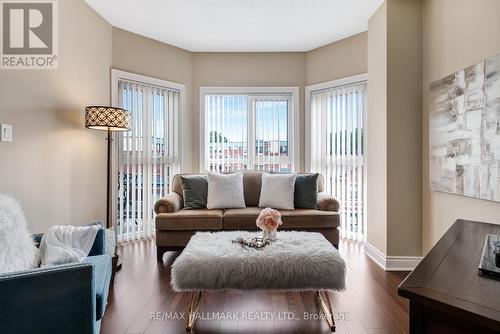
<box><xmin>154</xmin><ymin>192</ymin><xmax>183</xmax><ymax>214</ymax></box>
<box><xmin>0</xmin><ymin>263</ymin><xmax>95</xmax><ymax>334</ymax></box>
<box><xmin>318</xmin><ymin>192</ymin><xmax>340</xmax><ymax>212</ymax></box>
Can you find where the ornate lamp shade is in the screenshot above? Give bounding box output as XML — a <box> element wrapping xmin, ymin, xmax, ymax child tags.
<box><xmin>85</xmin><ymin>106</ymin><xmax>131</xmax><ymax>132</ymax></box>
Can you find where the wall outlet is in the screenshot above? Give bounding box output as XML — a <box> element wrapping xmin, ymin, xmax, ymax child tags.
<box><xmin>0</xmin><ymin>124</ymin><xmax>13</xmax><ymax>142</ymax></box>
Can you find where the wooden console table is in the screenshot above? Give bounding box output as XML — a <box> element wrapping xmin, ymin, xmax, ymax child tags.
<box><xmin>398</xmin><ymin>219</ymin><xmax>500</xmax><ymax>333</ymax></box>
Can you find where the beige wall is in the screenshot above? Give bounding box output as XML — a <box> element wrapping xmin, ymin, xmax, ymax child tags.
<box><xmin>386</xmin><ymin>0</ymin><xmax>422</xmax><ymax>256</ymax></box>
<box><xmin>366</xmin><ymin>0</ymin><xmax>423</xmax><ymax>257</ymax></box>
<box><xmin>367</xmin><ymin>2</ymin><xmax>388</xmax><ymax>254</ymax></box>
<box><xmin>306</xmin><ymin>32</ymin><xmax>368</xmax><ymax>85</ymax></box>
<box><xmin>422</xmin><ymin>0</ymin><xmax>500</xmax><ymax>253</ymax></box>
<box><xmin>0</xmin><ymin>0</ymin><xmax>112</xmax><ymax>233</ymax></box>
<box><xmin>192</xmin><ymin>52</ymin><xmax>307</xmax><ymax>171</ymax></box>
<box><xmin>111</xmin><ymin>28</ymin><xmax>194</xmax><ymax>170</ymax></box>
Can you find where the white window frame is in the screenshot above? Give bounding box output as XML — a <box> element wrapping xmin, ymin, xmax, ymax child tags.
<box><xmin>199</xmin><ymin>86</ymin><xmax>300</xmax><ymax>173</ymax></box>
<box><xmin>110</xmin><ymin>69</ymin><xmax>186</xmax><ymax>226</ymax></box>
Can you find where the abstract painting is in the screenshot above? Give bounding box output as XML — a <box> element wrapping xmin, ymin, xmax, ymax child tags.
<box><xmin>429</xmin><ymin>53</ymin><xmax>500</xmax><ymax>202</ymax></box>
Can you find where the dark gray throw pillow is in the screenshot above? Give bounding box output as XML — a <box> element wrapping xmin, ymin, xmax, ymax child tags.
<box><xmin>180</xmin><ymin>175</ymin><xmax>208</xmax><ymax>210</ymax></box>
<box><xmin>294</xmin><ymin>173</ymin><xmax>319</xmax><ymax>209</ymax></box>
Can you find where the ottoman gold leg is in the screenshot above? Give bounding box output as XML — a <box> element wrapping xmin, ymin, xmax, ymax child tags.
<box><xmin>186</xmin><ymin>291</ymin><xmax>202</xmax><ymax>331</ymax></box>
<box><xmin>314</xmin><ymin>291</ymin><xmax>336</xmax><ymax>332</ymax></box>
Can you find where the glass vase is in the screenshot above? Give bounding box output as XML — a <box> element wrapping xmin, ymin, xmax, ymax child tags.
<box><xmin>262</xmin><ymin>229</ymin><xmax>278</xmax><ymax>242</ymax></box>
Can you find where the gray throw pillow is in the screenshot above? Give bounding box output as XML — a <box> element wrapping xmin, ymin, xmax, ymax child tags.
<box><xmin>180</xmin><ymin>175</ymin><xmax>208</xmax><ymax>209</ymax></box>
<box><xmin>294</xmin><ymin>174</ymin><xmax>319</xmax><ymax>209</ymax></box>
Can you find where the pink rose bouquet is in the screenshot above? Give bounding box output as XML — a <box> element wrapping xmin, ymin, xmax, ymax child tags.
<box><xmin>256</xmin><ymin>208</ymin><xmax>282</xmax><ymax>241</ymax></box>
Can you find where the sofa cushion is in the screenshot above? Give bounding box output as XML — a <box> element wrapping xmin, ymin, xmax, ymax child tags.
<box><xmin>223</xmin><ymin>207</ymin><xmax>261</xmax><ymax>229</ymax></box>
<box><xmin>156</xmin><ymin>209</ymin><xmax>223</xmax><ymax>231</ymax></box>
<box><xmin>280</xmin><ymin>209</ymin><xmax>340</xmax><ymax>229</ymax></box>
<box><xmin>222</xmin><ymin>207</ymin><xmax>339</xmax><ymax>230</ymax></box>
<box><xmin>84</xmin><ymin>254</ymin><xmax>112</xmax><ymax>321</ymax></box>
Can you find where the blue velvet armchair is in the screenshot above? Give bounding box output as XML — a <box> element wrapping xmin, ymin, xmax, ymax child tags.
<box><xmin>0</xmin><ymin>227</ymin><xmax>112</xmax><ymax>334</ymax></box>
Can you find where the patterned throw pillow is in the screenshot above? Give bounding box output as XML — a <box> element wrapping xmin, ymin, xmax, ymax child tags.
<box><xmin>259</xmin><ymin>173</ymin><xmax>296</xmax><ymax>210</ymax></box>
<box><xmin>206</xmin><ymin>172</ymin><xmax>246</xmax><ymax>209</ymax></box>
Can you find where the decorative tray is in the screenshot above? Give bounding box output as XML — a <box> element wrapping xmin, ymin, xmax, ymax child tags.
<box><xmin>232</xmin><ymin>235</ymin><xmax>269</xmax><ymax>249</ymax></box>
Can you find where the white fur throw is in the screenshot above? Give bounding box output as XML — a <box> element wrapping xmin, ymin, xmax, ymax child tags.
<box><xmin>259</xmin><ymin>173</ymin><xmax>296</xmax><ymax>210</ymax></box>
<box><xmin>206</xmin><ymin>172</ymin><xmax>246</xmax><ymax>209</ymax></box>
<box><xmin>0</xmin><ymin>195</ymin><xmax>40</xmax><ymax>274</ymax></box>
<box><xmin>39</xmin><ymin>225</ymin><xmax>100</xmax><ymax>266</ymax></box>
<box><xmin>171</xmin><ymin>231</ymin><xmax>345</xmax><ymax>292</ymax></box>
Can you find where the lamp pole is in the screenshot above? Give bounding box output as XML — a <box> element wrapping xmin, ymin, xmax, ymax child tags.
<box><xmin>107</xmin><ymin>127</ymin><xmax>112</xmax><ymax>230</ymax></box>
<box><xmin>107</xmin><ymin>128</ymin><xmax>122</xmax><ymax>270</ymax></box>
<box><xmin>85</xmin><ymin>106</ymin><xmax>130</xmax><ymax>274</ymax></box>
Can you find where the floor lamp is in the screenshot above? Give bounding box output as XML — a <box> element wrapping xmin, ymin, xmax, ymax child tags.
<box><xmin>85</xmin><ymin>106</ymin><xmax>131</xmax><ymax>270</ymax></box>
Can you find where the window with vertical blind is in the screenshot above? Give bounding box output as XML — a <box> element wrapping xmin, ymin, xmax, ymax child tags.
<box><xmin>200</xmin><ymin>88</ymin><xmax>299</xmax><ymax>173</ymax></box>
<box><xmin>306</xmin><ymin>75</ymin><xmax>367</xmax><ymax>241</ymax></box>
<box><xmin>112</xmin><ymin>70</ymin><xmax>184</xmax><ymax>242</ymax></box>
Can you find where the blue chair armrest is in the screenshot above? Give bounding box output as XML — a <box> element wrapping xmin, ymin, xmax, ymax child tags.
<box><xmin>32</xmin><ymin>232</ymin><xmax>43</xmax><ymax>247</ymax></box>
<box><xmin>89</xmin><ymin>227</ymin><xmax>105</xmax><ymax>256</ymax></box>
<box><xmin>32</xmin><ymin>225</ymin><xmax>105</xmax><ymax>256</ymax></box>
<box><xmin>0</xmin><ymin>263</ymin><xmax>96</xmax><ymax>334</ymax></box>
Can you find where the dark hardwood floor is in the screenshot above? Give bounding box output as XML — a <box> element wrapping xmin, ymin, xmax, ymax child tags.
<box><xmin>101</xmin><ymin>239</ymin><xmax>409</xmax><ymax>334</ymax></box>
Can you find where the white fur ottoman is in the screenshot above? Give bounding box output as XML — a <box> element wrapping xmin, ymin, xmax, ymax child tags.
<box><xmin>171</xmin><ymin>231</ymin><xmax>346</xmax><ymax>332</ymax></box>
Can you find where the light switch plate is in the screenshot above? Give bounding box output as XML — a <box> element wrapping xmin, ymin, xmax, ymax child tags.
<box><xmin>1</xmin><ymin>124</ymin><xmax>13</xmax><ymax>142</ymax></box>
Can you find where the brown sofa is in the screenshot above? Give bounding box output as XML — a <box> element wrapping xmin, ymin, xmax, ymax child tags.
<box><xmin>154</xmin><ymin>171</ymin><xmax>340</xmax><ymax>261</ymax></box>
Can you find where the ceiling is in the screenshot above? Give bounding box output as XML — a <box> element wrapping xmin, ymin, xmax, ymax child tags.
<box><xmin>85</xmin><ymin>0</ymin><xmax>383</xmax><ymax>52</ymax></box>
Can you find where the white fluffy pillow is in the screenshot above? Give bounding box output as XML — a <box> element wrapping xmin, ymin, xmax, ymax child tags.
<box><xmin>207</xmin><ymin>172</ymin><xmax>246</xmax><ymax>209</ymax></box>
<box><xmin>259</xmin><ymin>173</ymin><xmax>296</xmax><ymax>210</ymax></box>
<box><xmin>0</xmin><ymin>194</ymin><xmax>40</xmax><ymax>274</ymax></box>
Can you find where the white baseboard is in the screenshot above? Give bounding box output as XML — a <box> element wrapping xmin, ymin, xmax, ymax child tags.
<box><xmin>363</xmin><ymin>242</ymin><xmax>422</xmax><ymax>271</ymax></box>
<box><xmin>363</xmin><ymin>242</ymin><xmax>387</xmax><ymax>269</ymax></box>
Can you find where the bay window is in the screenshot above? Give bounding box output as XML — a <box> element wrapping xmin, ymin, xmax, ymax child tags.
<box><xmin>200</xmin><ymin>87</ymin><xmax>299</xmax><ymax>173</ymax></box>
<box><xmin>112</xmin><ymin>70</ymin><xmax>185</xmax><ymax>241</ymax></box>
<box><xmin>306</xmin><ymin>74</ymin><xmax>367</xmax><ymax>241</ymax></box>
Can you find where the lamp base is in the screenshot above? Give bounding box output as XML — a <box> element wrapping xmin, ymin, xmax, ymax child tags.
<box><xmin>116</xmin><ymin>253</ymin><xmax>123</xmax><ymax>270</ymax></box>
<box><xmin>110</xmin><ymin>253</ymin><xmax>122</xmax><ymax>289</ymax></box>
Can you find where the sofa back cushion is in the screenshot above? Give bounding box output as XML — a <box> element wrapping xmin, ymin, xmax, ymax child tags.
<box><xmin>241</xmin><ymin>170</ymin><xmax>263</xmax><ymax>206</ymax></box>
<box><xmin>172</xmin><ymin>171</ymin><xmax>325</xmax><ymax>207</ymax></box>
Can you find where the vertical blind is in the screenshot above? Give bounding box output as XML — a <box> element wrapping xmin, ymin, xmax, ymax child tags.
<box><xmin>309</xmin><ymin>83</ymin><xmax>367</xmax><ymax>241</ymax></box>
<box><xmin>205</xmin><ymin>94</ymin><xmax>293</xmax><ymax>173</ymax></box>
<box><xmin>116</xmin><ymin>80</ymin><xmax>179</xmax><ymax>242</ymax></box>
